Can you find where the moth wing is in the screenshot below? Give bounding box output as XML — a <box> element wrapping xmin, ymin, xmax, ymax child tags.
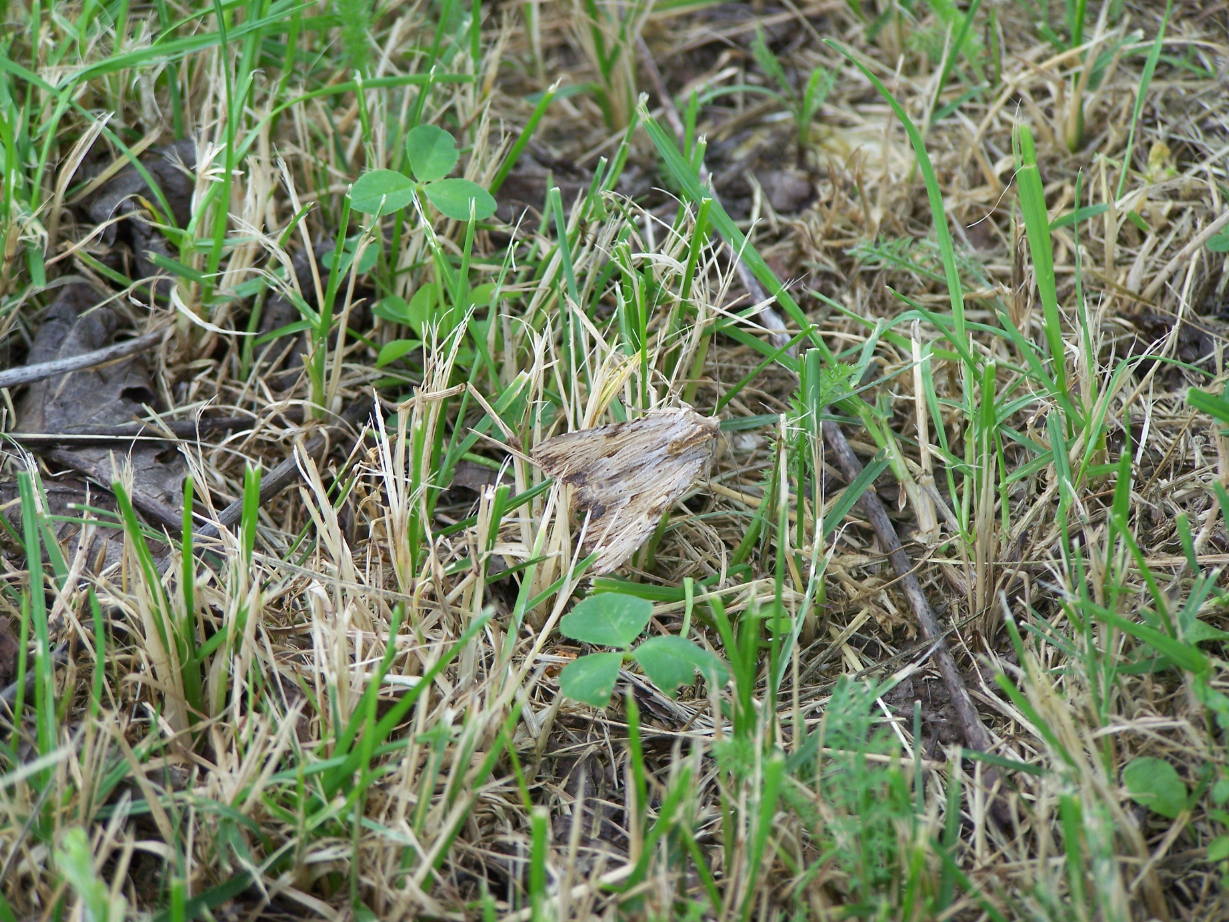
<box><xmin>574</xmin><ymin>442</ymin><xmax>714</xmax><ymax>573</ymax></box>
<box><xmin>530</xmin><ymin>423</ymin><xmax>628</xmax><ymax>480</ymax></box>
<box><xmin>532</xmin><ymin>408</ymin><xmax>719</xmax><ymax>573</ymax></box>
<box><xmin>584</xmin><ymin>499</ymin><xmax>660</xmax><ymax>573</ymax></box>
<box><xmin>531</xmin><ymin>417</ymin><xmax>661</xmax><ymax>485</ymax></box>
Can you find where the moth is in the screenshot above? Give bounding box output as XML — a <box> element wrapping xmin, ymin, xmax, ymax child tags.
<box><xmin>532</xmin><ymin>406</ymin><xmax>720</xmax><ymax>573</ymax></box>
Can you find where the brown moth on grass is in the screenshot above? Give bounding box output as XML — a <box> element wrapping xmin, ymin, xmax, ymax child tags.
<box><xmin>532</xmin><ymin>406</ymin><xmax>720</xmax><ymax>573</ymax></box>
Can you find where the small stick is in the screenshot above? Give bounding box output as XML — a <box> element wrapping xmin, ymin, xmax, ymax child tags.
<box><xmin>195</xmin><ymin>400</ymin><xmax>374</xmax><ymax>539</ymax></box>
<box><xmin>18</xmin><ymin>406</ymin><xmax>370</xmax><ymax>542</ymax></box>
<box><xmin>2</xmin><ymin>413</ymin><xmax>278</xmax><ymax>446</ymax></box>
<box><xmin>0</xmin><ymin>328</ymin><xmax>164</xmax><ymax>389</ymax></box>
<box><xmin>1141</xmin><ymin>208</ymin><xmax>1229</xmax><ymax>301</ymax></box>
<box><xmin>636</xmin><ymin>34</ymin><xmax>790</xmax><ymax>348</ymax></box>
<box><xmin>823</xmin><ymin>418</ymin><xmax>1011</xmax><ymax>826</ymax></box>
<box><xmin>641</xmin><ymin>38</ymin><xmax>1010</xmax><ymax>824</ymax></box>
<box><xmin>40</xmin><ymin>446</ymin><xmax>185</xmax><ymax>534</ymax></box>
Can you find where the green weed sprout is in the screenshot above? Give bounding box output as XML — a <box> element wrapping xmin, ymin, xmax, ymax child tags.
<box><xmin>558</xmin><ymin>592</ymin><xmax>728</xmax><ymax>707</ymax></box>
<box><xmin>751</xmin><ymin>25</ymin><xmax>834</xmax><ymax>152</ymax></box>
<box><xmin>349</xmin><ymin>124</ymin><xmax>495</xmax><ymax>221</ymax></box>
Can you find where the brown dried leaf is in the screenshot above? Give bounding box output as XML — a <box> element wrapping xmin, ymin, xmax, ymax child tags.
<box><xmin>0</xmin><ymin>615</ymin><xmax>18</xmax><ymax>689</ymax></box>
<box><xmin>81</xmin><ymin>140</ymin><xmax>196</xmax><ymax>299</ymax></box>
<box><xmin>11</xmin><ymin>282</ymin><xmax>184</xmax><ymax>545</ymax></box>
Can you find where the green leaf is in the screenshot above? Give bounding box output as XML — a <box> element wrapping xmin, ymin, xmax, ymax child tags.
<box><xmin>560</xmin><ymin>593</ymin><xmax>652</xmax><ymax>647</ymax></box>
<box><xmin>406</xmin><ymin>124</ymin><xmax>459</xmax><ymax>182</ymax></box>
<box><xmin>801</xmin><ymin>352</ymin><xmax>857</xmax><ymax>410</ymax></box>
<box><xmin>1095</xmin><ymin>607</ymin><xmax>1207</xmax><ymax>674</ymax></box>
<box><xmin>352</xmin><ymin>242</ymin><xmax>378</xmax><ymax>274</ymax></box>
<box><xmin>373</xmin><ymin>295</ymin><xmax>412</xmax><ymax>325</ymax></box>
<box><xmin>1123</xmin><ymin>757</ymin><xmax>1188</xmax><ymax>819</ymax></box>
<box><xmin>145</xmin><ymin>250</ymin><xmax>209</xmax><ymax>283</ymax></box>
<box><xmin>751</xmin><ymin>25</ymin><xmax>789</xmax><ymax>96</ymax></box>
<box><xmin>800</xmin><ymin>67</ymin><xmax>835</xmax><ymax>120</ymax></box>
<box><xmin>633</xmin><ymin>636</ymin><xmax>728</xmax><ymax>694</ymax></box>
<box><xmin>349</xmin><ymin>169</ymin><xmax>417</xmax><ymax>216</ymax></box>
<box><xmin>1186</xmin><ymin>619</ymin><xmax>1229</xmax><ymax>645</ymax></box>
<box><xmin>1207</xmin><ymin>229</ymin><xmax>1229</xmax><ymax>253</ymax></box>
<box><xmin>467</xmin><ymin>281</ymin><xmax>499</xmax><ymax>308</ymax></box>
<box><xmin>406</xmin><ymin>284</ymin><xmax>438</xmax><ymax>332</ymax></box>
<box><xmin>559</xmin><ymin>652</ymin><xmax>623</xmax><ymax>706</ymax></box>
<box><xmin>1210</xmin><ymin>835</ymin><xmax>1229</xmax><ymax>862</ymax></box>
<box><xmin>1189</xmin><ymin>386</ymin><xmax>1229</xmax><ymax>424</ymax></box>
<box><xmin>321</xmin><ymin>234</ymin><xmax>378</xmax><ymax>274</ymax></box>
<box><xmin>424</xmin><ymin>177</ymin><xmax>496</xmax><ymax>221</ymax></box>
<box><xmin>55</xmin><ymin>827</ymin><xmax>123</xmax><ymax>922</ymax></box>
<box><xmin>376</xmin><ymin>339</ymin><xmax>421</xmax><ymax>367</ymax></box>
<box><xmin>1213</xmin><ymin>777</ymin><xmax>1229</xmax><ymax>804</ymax></box>
<box><xmin>1050</xmin><ymin>203</ymin><xmax>1111</xmax><ymax>230</ymax></box>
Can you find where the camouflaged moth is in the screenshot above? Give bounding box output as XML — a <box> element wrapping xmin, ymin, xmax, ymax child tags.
<box><xmin>532</xmin><ymin>406</ymin><xmax>720</xmax><ymax>573</ymax></box>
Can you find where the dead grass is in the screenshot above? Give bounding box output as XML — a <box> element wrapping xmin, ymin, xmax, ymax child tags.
<box><xmin>2</xmin><ymin>0</ymin><xmax>1228</xmax><ymax>919</ymax></box>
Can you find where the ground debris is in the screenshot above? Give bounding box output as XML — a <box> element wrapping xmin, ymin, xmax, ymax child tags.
<box><xmin>5</xmin><ymin>281</ymin><xmax>183</xmax><ymax>563</ymax></box>
<box><xmin>79</xmin><ymin>139</ymin><xmax>196</xmax><ymax>299</ymax></box>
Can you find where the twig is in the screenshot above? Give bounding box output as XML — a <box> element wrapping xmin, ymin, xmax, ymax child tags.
<box><xmin>42</xmin><ymin>446</ymin><xmax>185</xmax><ymax>534</ymax></box>
<box><xmin>636</xmin><ymin>34</ymin><xmax>790</xmax><ymax>348</ymax></box>
<box><xmin>195</xmin><ymin>400</ymin><xmax>374</xmax><ymax>539</ymax></box>
<box><xmin>1</xmin><ymin>413</ymin><xmax>278</xmax><ymax>446</ymax></box>
<box><xmin>15</xmin><ymin>404</ymin><xmax>370</xmax><ymax>542</ymax></box>
<box><xmin>640</xmin><ymin>37</ymin><xmax>1010</xmax><ymax>824</ymax></box>
<box><xmin>823</xmin><ymin>418</ymin><xmax>1011</xmax><ymax>825</ymax></box>
<box><xmin>1141</xmin><ymin>208</ymin><xmax>1229</xmax><ymax>301</ymax></box>
<box><xmin>0</xmin><ymin>328</ymin><xmax>164</xmax><ymax>389</ymax></box>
